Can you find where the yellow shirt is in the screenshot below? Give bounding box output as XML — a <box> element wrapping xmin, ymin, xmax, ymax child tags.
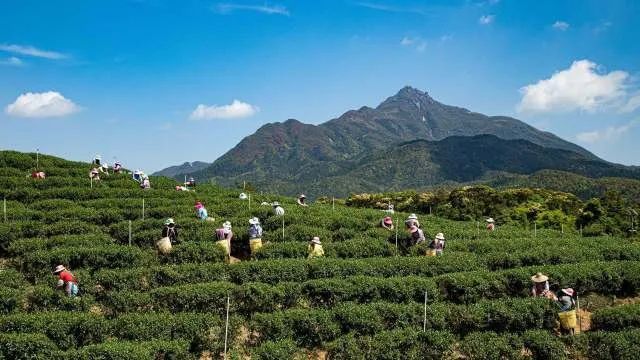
<box><xmin>308</xmin><ymin>244</ymin><xmax>324</xmax><ymax>258</ymax></box>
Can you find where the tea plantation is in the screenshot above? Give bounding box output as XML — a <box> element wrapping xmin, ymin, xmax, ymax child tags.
<box><xmin>1</xmin><ymin>150</ymin><xmax>640</xmax><ymax>359</ymax></box>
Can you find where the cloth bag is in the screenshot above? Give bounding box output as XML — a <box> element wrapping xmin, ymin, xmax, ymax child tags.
<box><xmin>156</xmin><ymin>237</ymin><xmax>172</xmax><ymax>254</ymax></box>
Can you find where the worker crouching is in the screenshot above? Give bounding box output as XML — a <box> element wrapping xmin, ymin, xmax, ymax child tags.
<box><xmin>53</xmin><ymin>265</ymin><xmax>79</xmax><ymax>297</ymax></box>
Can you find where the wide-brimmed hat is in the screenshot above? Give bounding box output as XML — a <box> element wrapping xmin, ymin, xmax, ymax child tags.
<box><xmin>164</xmin><ymin>218</ymin><xmax>175</xmax><ymax>225</ymax></box>
<box><xmin>272</xmin><ymin>201</ymin><xmax>281</xmax><ymax>207</ymax></box>
<box><xmin>561</xmin><ymin>288</ymin><xmax>575</xmax><ymax>297</ymax></box>
<box><xmin>408</xmin><ymin>214</ymin><xmax>418</xmax><ymax>220</ymax></box>
<box><xmin>531</xmin><ymin>272</ymin><xmax>549</xmax><ymax>283</ymax></box>
<box><xmin>249</xmin><ymin>217</ymin><xmax>260</xmax><ymax>225</ymax></box>
<box><xmin>53</xmin><ymin>265</ymin><xmax>66</xmax><ymax>274</ymax></box>
<box><xmin>239</xmin><ymin>192</ymin><xmax>248</xmax><ymax>199</ymax></box>
<box><xmin>409</xmin><ymin>225</ymin><xmax>419</xmax><ymax>233</ymax></box>
<box><xmin>311</xmin><ymin>236</ymin><xmax>321</xmax><ymax>245</ymax></box>
<box><xmin>223</xmin><ymin>221</ymin><xmax>232</xmax><ymax>229</ymax></box>
<box><xmin>486</xmin><ymin>218</ymin><xmax>495</xmax><ymax>223</ymax></box>
<box><xmin>194</xmin><ymin>201</ymin><xmax>203</xmax><ymax>209</ymax></box>
<box><xmin>435</xmin><ymin>233</ymin><xmax>445</xmax><ymax>240</ymax></box>
<box><xmin>383</xmin><ymin>216</ymin><xmax>393</xmax><ymax>225</ymax></box>
<box><xmin>299</xmin><ymin>194</ymin><xmax>306</xmax><ymax>199</ymax></box>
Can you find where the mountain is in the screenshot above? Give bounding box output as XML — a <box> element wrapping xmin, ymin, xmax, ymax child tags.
<box><xmin>159</xmin><ymin>86</ymin><xmax>637</xmax><ymax>196</ymax></box>
<box><xmin>153</xmin><ymin>161</ymin><xmax>210</xmax><ymax>178</ymax></box>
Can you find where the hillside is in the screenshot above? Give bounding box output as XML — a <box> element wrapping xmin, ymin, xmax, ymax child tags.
<box><xmin>157</xmin><ymin>86</ymin><xmax>630</xmax><ymax>196</ymax></box>
<box><xmin>153</xmin><ymin>161</ymin><xmax>210</xmax><ymax>178</ymax></box>
<box><xmin>483</xmin><ymin>170</ymin><xmax>640</xmax><ymax>203</ymax></box>
<box><xmin>2</xmin><ymin>149</ymin><xmax>640</xmax><ymax>358</ymax></box>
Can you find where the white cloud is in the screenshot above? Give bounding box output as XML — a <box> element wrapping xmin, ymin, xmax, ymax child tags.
<box><xmin>355</xmin><ymin>2</ymin><xmax>428</xmax><ymax>15</ymax></box>
<box><xmin>0</xmin><ymin>56</ymin><xmax>23</xmax><ymax>66</ymax></box>
<box><xmin>5</xmin><ymin>91</ymin><xmax>81</xmax><ymax>118</ymax></box>
<box><xmin>189</xmin><ymin>100</ymin><xmax>259</xmax><ymax>120</ymax></box>
<box><xmin>478</xmin><ymin>15</ymin><xmax>495</xmax><ymax>25</ymax></box>
<box><xmin>517</xmin><ymin>60</ymin><xmax>629</xmax><ymax>114</ymax></box>
<box><xmin>214</xmin><ymin>3</ymin><xmax>289</xmax><ymax>16</ymax></box>
<box><xmin>576</xmin><ymin>122</ymin><xmax>636</xmax><ymax>144</ymax></box>
<box><xmin>0</xmin><ymin>44</ymin><xmax>68</xmax><ymax>60</ymax></box>
<box><xmin>439</xmin><ymin>34</ymin><xmax>453</xmax><ymax>42</ymax></box>
<box><xmin>621</xmin><ymin>93</ymin><xmax>640</xmax><ymax>113</ymax></box>
<box><xmin>552</xmin><ymin>21</ymin><xmax>569</xmax><ymax>31</ymax></box>
<box><xmin>594</xmin><ymin>21</ymin><xmax>612</xmax><ymax>34</ymax></box>
<box><xmin>400</xmin><ymin>37</ymin><xmax>426</xmax><ymax>52</ymax></box>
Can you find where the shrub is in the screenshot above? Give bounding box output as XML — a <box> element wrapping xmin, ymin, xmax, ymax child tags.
<box><xmin>459</xmin><ymin>331</ymin><xmax>523</xmax><ymax>360</ymax></box>
<box><xmin>0</xmin><ymin>333</ymin><xmax>60</xmax><ymax>360</ymax></box>
<box><xmin>522</xmin><ymin>330</ymin><xmax>567</xmax><ymax>360</ymax></box>
<box><xmin>591</xmin><ymin>303</ymin><xmax>640</xmax><ymax>331</ymax></box>
<box><xmin>250</xmin><ymin>339</ymin><xmax>302</xmax><ymax>360</ymax></box>
<box><xmin>587</xmin><ymin>329</ymin><xmax>640</xmax><ymax>360</ymax></box>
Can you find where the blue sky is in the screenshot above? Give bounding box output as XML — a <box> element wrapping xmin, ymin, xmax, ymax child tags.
<box><xmin>1</xmin><ymin>0</ymin><xmax>639</xmax><ymax>171</ymax></box>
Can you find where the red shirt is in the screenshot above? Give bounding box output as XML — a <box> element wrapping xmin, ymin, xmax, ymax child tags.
<box><xmin>58</xmin><ymin>270</ymin><xmax>76</xmax><ymax>284</ymax></box>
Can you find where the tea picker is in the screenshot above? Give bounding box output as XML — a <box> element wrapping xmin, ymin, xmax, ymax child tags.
<box><xmin>53</xmin><ymin>265</ymin><xmax>79</xmax><ymax>297</ymax></box>
<box><xmin>216</xmin><ymin>221</ymin><xmax>234</xmax><ymax>260</ymax></box>
<box><xmin>555</xmin><ymin>288</ymin><xmax>577</xmax><ymax>335</ymax></box>
<box><xmin>297</xmin><ymin>194</ymin><xmax>308</xmax><ymax>207</ymax></box>
<box><xmin>308</xmin><ymin>236</ymin><xmax>324</xmax><ymax>258</ymax></box>
<box><xmin>381</xmin><ymin>216</ymin><xmax>394</xmax><ymax>231</ymax></box>
<box><xmin>486</xmin><ymin>218</ymin><xmax>495</xmax><ymax>231</ymax></box>
<box><xmin>248</xmin><ymin>217</ymin><xmax>263</xmax><ymax>254</ymax></box>
<box><xmin>272</xmin><ymin>202</ymin><xmax>285</xmax><ymax>216</ymax></box>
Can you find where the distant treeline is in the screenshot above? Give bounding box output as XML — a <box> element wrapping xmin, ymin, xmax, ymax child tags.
<box><xmin>345</xmin><ymin>186</ymin><xmax>639</xmax><ymax>237</ymax></box>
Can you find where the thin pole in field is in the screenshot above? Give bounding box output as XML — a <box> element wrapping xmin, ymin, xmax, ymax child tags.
<box><xmin>128</xmin><ymin>220</ymin><xmax>132</xmax><ymax>246</ymax></box>
<box><xmin>90</xmin><ymin>177</ymin><xmax>93</xmax><ymax>189</ymax></box>
<box><xmin>223</xmin><ymin>295</ymin><xmax>231</xmax><ymax>359</ymax></box>
<box><xmin>332</xmin><ymin>197</ymin><xmax>335</xmax><ymax>212</ymax></box>
<box><xmin>534</xmin><ymin>222</ymin><xmax>537</xmax><ymax>238</ymax></box>
<box><xmin>3</xmin><ymin>197</ymin><xmax>6</xmax><ymax>222</ymax></box>
<box><xmin>142</xmin><ymin>198</ymin><xmax>145</xmax><ymax>220</ymax></box>
<box><xmin>248</xmin><ymin>194</ymin><xmax>251</xmax><ymax>210</ymax></box>
<box><xmin>184</xmin><ymin>175</ymin><xmax>186</xmax><ymax>185</ymax></box>
<box><xmin>394</xmin><ymin>219</ymin><xmax>399</xmax><ymax>254</ymax></box>
<box><xmin>577</xmin><ymin>294</ymin><xmax>581</xmax><ymax>334</ymax></box>
<box><xmin>561</xmin><ymin>224</ymin><xmax>564</xmax><ymax>234</ymax></box>
<box><xmin>423</xmin><ymin>290</ymin><xmax>428</xmax><ymax>332</ymax></box>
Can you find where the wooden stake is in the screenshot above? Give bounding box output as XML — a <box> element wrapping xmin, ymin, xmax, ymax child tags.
<box><xmin>332</xmin><ymin>197</ymin><xmax>335</xmax><ymax>212</ymax></box>
<box><xmin>534</xmin><ymin>222</ymin><xmax>537</xmax><ymax>238</ymax></box>
<box><xmin>248</xmin><ymin>194</ymin><xmax>251</xmax><ymax>210</ymax></box>
<box><xmin>423</xmin><ymin>290</ymin><xmax>428</xmax><ymax>332</ymax></box>
<box><xmin>223</xmin><ymin>295</ymin><xmax>230</xmax><ymax>359</ymax></box>
<box><xmin>561</xmin><ymin>224</ymin><xmax>564</xmax><ymax>234</ymax></box>
<box><xmin>577</xmin><ymin>294</ymin><xmax>581</xmax><ymax>334</ymax></box>
<box><xmin>395</xmin><ymin>219</ymin><xmax>399</xmax><ymax>254</ymax></box>
<box><xmin>128</xmin><ymin>220</ymin><xmax>132</xmax><ymax>246</ymax></box>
